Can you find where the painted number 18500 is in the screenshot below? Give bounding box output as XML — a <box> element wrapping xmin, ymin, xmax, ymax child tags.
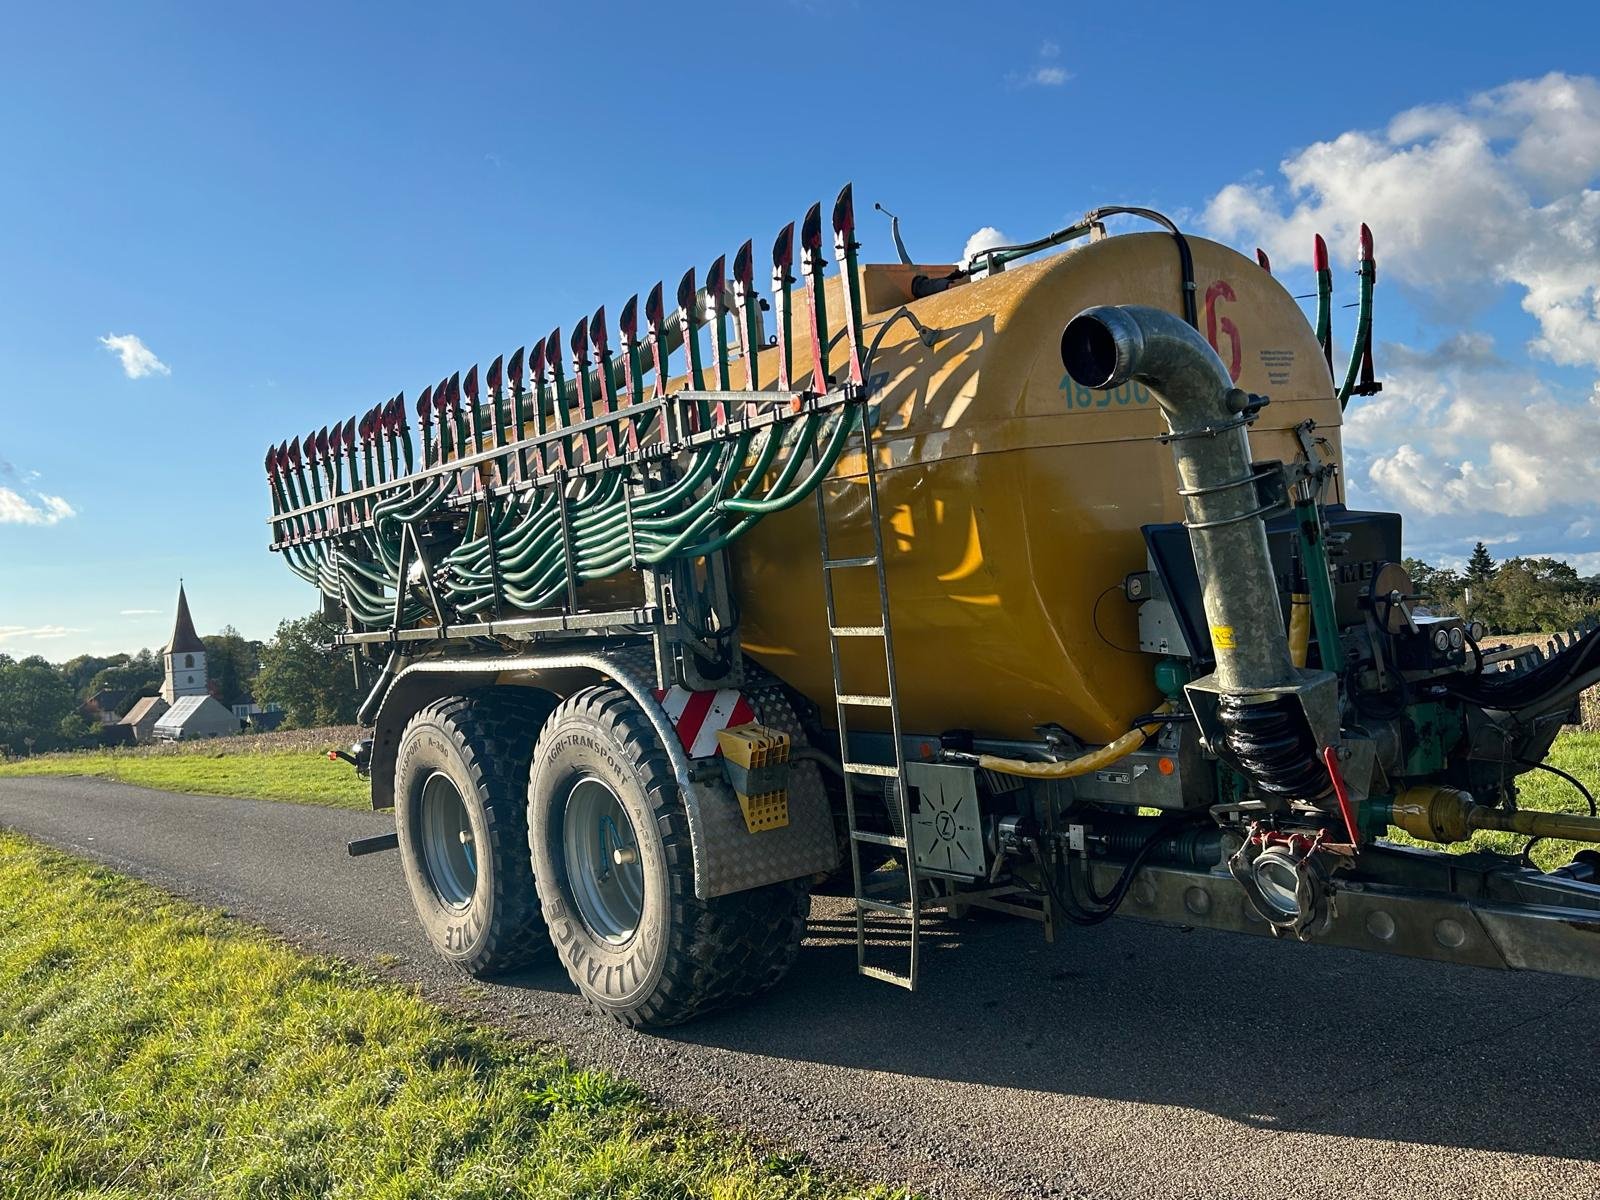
<box><xmin>1058</xmin><ymin>377</ymin><xmax>1153</xmax><ymax>409</ymax></box>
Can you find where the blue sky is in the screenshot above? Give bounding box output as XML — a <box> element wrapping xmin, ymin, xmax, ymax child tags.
<box><xmin>3</xmin><ymin>1</ymin><xmax>1598</xmax><ymax>658</ymax></box>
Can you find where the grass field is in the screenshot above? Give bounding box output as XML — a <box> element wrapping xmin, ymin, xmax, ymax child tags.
<box><xmin>0</xmin><ymin>746</ymin><xmax>369</xmax><ymax>809</ymax></box>
<box><xmin>0</xmin><ymin>832</ymin><xmax>902</xmax><ymax>1200</ymax></box>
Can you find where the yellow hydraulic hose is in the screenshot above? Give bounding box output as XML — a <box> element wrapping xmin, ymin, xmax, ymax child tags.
<box><xmin>1288</xmin><ymin>593</ymin><xmax>1312</xmax><ymax>669</ymax></box>
<box><xmin>977</xmin><ymin>705</ymin><xmax>1173</xmax><ymax>780</ymax></box>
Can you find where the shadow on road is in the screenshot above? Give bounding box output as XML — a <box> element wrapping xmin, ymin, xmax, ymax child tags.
<box><xmin>510</xmin><ymin>900</ymin><xmax>1598</xmax><ymax>1162</ymax></box>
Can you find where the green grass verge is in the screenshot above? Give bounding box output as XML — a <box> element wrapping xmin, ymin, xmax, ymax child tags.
<box><xmin>1384</xmin><ymin>730</ymin><xmax>1600</xmax><ymax>871</ymax></box>
<box><xmin>0</xmin><ymin>832</ymin><xmax>904</xmax><ymax>1200</ymax></box>
<box><xmin>0</xmin><ymin>749</ymin><xmax>369</xmax><ymax>809</ymax></box>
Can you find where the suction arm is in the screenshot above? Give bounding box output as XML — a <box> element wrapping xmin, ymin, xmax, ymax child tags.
<box><xmin>1061</xmin><ymin>305</ymin><xmax>1293</xmax><ymax>694</ymax></box>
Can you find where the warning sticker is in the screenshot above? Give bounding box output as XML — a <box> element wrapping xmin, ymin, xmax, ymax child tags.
<box><xmin>1211</xmin><ymin>625</ymin><xmax>1237</xmax><ymax>650</ymax></box>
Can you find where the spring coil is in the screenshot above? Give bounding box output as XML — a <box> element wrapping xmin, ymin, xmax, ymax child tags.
<box><xmin>1218</xmin><ymin>694</ymin><xmax>1330</xmax><ymax>802</ymax></box>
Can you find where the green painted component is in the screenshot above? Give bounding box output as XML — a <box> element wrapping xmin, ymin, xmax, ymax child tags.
<box><xmin>1360</xmin><ymin>796</ymin><xmax>1393</xmax><ymax>833</ymax></box>
<box><xmin>546</xmin><ymin>356</ymin><xmax>572</xmax><ymax>441</ymax></box>
<box><xmin>1337</xmin><ymin>257</ymin><xmax>1375</xmax><ymax>412</ymax></box>
<box><xmin>1314</xmin><ymin>266</ymin><xmax>1333</xmax><ymax>379</ymax></box>
<box><xmin>1400</xmin><ymin>701</ymin><xmax>1465</xmax><ymax>778</ymax></box>
<box><xmin>1154</xmin><ymin>657</ymin><xmax>1190</xmax><ymax>699</ymax></box>
<box><xmin>1295</xmin><ymin>499</ymin><xmax>1346</xmax><ymax>673</ymax></box>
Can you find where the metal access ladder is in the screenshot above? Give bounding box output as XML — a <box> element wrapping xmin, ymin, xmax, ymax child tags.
<box><xmin>815</xmin><ymin>401</ymin><xmax>920</xmax><ymax>989</ymax></box>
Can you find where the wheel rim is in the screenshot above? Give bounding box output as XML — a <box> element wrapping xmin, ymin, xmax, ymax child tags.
<box><xmin>563</xmin><ymin>777</ymin><xmax>645</xmax><ymax>944</ymax></box>
<box><xmin>419</xmin><ymin>771</ymin><xmax>477</xmax><ymax>909</ymax></box>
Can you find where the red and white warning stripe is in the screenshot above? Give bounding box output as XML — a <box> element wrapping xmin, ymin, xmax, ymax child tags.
<box><xmin>652</xmin><ymin>686</ymin><xmax>756</xmax><ymax>758</ymax></box>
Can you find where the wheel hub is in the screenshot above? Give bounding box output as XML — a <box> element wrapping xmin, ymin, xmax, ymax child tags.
<box><xmin>419</xmin><ymin>771</ymin><xmax>477</xmax><ymax>909</ymax></box>
<box><xmin>564</xmin><ymin>778</ymin><xmax>645</xmax><ymax>943</ymax></box>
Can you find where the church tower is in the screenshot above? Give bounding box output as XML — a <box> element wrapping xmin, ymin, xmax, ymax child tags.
<box><xmin>160</xmin><ymin>583</ymin><xmax>209</xmax><ymax>703</ymax></box>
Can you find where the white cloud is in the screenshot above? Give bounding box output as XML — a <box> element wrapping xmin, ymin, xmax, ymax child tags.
<box><xmin>119</xmin><ymin>609</ymin><xmax>162</xmax><ymax>616</ymax></box>
<box><xmin>0</xmin><ymin>486</ymin><xmax>75</xmax><ymax>526</ymax></box>
<box><xmin>99</xmin><ymin>332</ymin><xmax>170</xmax><ymax>379</ymax></box>
<box><xmin>0</xmin><ymin>625</ymin><xmax>84</xmax><ymax>641</ymax></box>
<box><xmin>1203</xmin><ymin>73</ymin><xmax>1600</xmax><ymax>570</ymax></box>
<box><xmin>962</xmin><ymin>226</ymin><xmax>1011</xmax><ymax>265</ymax></box>
<box><xmin>1202</xmin><ymin>72</ymin><xmax>1600</xmax><ymax>371</ymax></box>
<box><xmin>1007</xmin><ymin>43</ymin><xmax>1070</xmax><ymax>89</ymax></box>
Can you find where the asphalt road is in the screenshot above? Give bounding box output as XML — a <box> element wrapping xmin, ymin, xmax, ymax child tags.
<box><xmin>3</xmin><ymin>775</ymin><xmax>1598</xmax><ymax>1199</ymax></box>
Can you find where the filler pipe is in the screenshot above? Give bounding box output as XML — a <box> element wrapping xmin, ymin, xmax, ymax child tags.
<box><xmin>1060</xmin><ymin>305</ymin><xmax>1293</xmax><ymax>693</ymax></box>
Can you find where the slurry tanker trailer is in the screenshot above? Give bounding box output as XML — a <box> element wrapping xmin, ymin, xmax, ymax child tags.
<box><xmin>267</xmin><ymin>187</ymin><xmax>1600</xmax><ymax>1027</ymax></box>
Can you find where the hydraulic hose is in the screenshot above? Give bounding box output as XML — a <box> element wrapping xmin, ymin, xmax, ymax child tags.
<box><xmin>977</xmin><ymin>705</ymin><xmax>1172</xmax><ymax>780</ymax></box>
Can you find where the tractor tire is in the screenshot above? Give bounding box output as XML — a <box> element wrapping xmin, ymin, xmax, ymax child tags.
<box><xmin>394</xmin><ymin>690</ymin><xmax>554</xmax><ymax>977</ymax></box>
<box><xmin>527</xmin><ymin>685</ymin><xmax>811</xmax><ymax>1028</ymax></box>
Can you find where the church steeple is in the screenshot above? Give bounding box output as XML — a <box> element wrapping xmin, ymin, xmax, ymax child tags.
<box><xmin>160</xmin><ymin>582</ymin><xmax>209</xmax><ymax>702</ymax></box>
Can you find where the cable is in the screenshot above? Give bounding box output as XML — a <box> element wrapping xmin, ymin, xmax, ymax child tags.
<box><xmin>1517</xmin><ymin>758</ymin><xmax>1598</xmax><ymax>817</ymax></box>
<box><xmin>1034</xmin><ymin>815</ymin><xmax>1201</xmax><ymax>926</ymax></box>
<box><xmin>1091</xmin><ymin>582</ymin><xmax>1143</xmax><ymax>655</ymax></box>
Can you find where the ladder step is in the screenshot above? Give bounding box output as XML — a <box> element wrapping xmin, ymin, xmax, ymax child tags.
<box><xmin>842</xmin><ymin>761</ymin><xmax>899</xmax><ymax>778</ymax></box>
<box><xmin>858</xmin><ymin>964</ymin><xmax>915</xmax><ymax>990</ymax></box>
<box><xmin>829</xmin><ymin>624</ymin><xmax>886</xmax><ymax>637</ymax></box>
<box><xmin>857</xmin><ymin>897</ymin><xmax>914</xmax><ymax>917</ymax></box>
<box><xmin>837</xmin><ymin>693</ymin><xmax>892</xmax><ymax>708</ymax></box>
<box><xmin>824</xmin><ymin>554</ymin><xmax>879</xmax><ymax>569</ymax></box>
<box><xmin>851</xmin><ymin>829</ymin><xmax>908</xmax><ymax>849</ymax></box>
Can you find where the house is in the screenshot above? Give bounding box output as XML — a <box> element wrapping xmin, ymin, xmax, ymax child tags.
<box><xmin>81</xmin><ymin>688</ymin><xmax>127</xmax><ymax>725</ymax></box>
<box><xmin>117</xmin><ymin>696</ymin><xmax>170</xmax><ymax>744</ymax></box>
<box><xmin>152</xmin><ymin>694</ymin><xmax>240</xmax><ymax>741</ymax></box>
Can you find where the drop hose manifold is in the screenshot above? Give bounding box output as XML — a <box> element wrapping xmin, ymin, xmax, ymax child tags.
<box><xmin>1060</xmin><ymin>305</ymin><xmax>1329</xmax><ymax>805</ymax></box>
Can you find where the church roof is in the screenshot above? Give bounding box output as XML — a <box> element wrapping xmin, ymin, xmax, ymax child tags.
<box><xmin>119</xmin><ymin>696</ymin><xmax>169</xmax><ymax>726</ymax></box>
<box><xmin>152</xmin><ymin>694</ymin><xmax>238</xmax><ymax>737</ymax></box>
<box><xmin>165</xmin><ymin>584</ymin><xmax>206</xmax><ymax>655</ymax></box>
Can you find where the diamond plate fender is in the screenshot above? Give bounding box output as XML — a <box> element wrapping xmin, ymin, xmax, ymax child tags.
<box><xmin>595</xmin><ymin>649</ymin><xmax>836</xmax><ymax>899</ymax></box>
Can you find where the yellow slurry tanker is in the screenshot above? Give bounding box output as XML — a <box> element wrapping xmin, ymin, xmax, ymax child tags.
<box><xmin>267</xmin><ymin>187</ymin><xmax>1600</xmax><ymax>1027</ymax></box>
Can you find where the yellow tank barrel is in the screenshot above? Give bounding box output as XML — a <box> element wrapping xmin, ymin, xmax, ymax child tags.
<box><xmin>1390</xmin><ymin>785</ymin><xmax>1600</xmax><ymax>845</ymax></box>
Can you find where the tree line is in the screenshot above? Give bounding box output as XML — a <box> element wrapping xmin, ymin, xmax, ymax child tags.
<box><xmin>1405</xmin><ymin>544</ymin><xmax>1600</xmax><ymax>635</ymax></box>
<box><xmin>0</xmin><ymin>613</ymin><xmax>358</xmax><ymax>756</ymax></box>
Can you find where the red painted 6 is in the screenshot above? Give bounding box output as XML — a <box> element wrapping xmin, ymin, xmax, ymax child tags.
<box><xmin>1204</xmin><ymin>280</ymin><xmax>1243</xmax><ymax>382</ymax></box>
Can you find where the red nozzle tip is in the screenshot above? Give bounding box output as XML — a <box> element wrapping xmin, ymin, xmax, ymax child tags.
<box><xmin>570</xmin><ymin>317</ymin><xmax>589</xmax><ymax>361</ymax></box>
<box><xmin>463</xmin><ymin>364</ymin><xmax>478</xmax><ymax>402</ymax></box>
<box><xmin>544</xmin><ymin>330</ymin><xmax>561</xmax><ymax>368</ymax></box>
<box><xmin>801</xmin><ymin>201</ymin><xmax>823</xmax><ymax>252</ymax></box>
<box><xmin>416</xmin><ymin>386</ymin><xmax>433</xmax><ymax>422</ymax></box>
<box><xmin>619</xmin><ymin>295</ymin><xmax>639</xmax><ymax>340</ymax></box>
<box><xmin>446</xmin><ymin>372</ymin><xmax>461</xmax><ymax>411</ymax></box>
<box><xmin>487</xmin><ymin>355</ymin><xmax>502</xmax><ymax>393</ymax></box>
<box><xmin>733</xmin><ymin>239</ymin><xmax>754</xmax><ymax>287</ymax></box>
<box><xmin>645</xmin><ymin>282</ymin><xmax>664</xmax><ymax>327</ymax></box>
<box><xmin>342</xmin><ymin>419</ymin><xmax>356</xmax><ymax>450</ymax></box>
<box><xmin>265</xmin><ymin>446</ymin><xmax>278</xmax><ymax>474</ymax></box>
<box><xmin>327</xmin><ymin>750</ymin><xmax>338</xmax><ymax>761</ymax></box>
<box><xmin>831</xmin><ymin>182</ymin><xmax>855</xmax><ymax>236</ymax></box>
<box><xmin>316</xmin><ymin>426</ymin><xmax>330</xmax><ymax>458</ymax></box>
<box><xmin>772</xmin><ymin>222</ymin><xmax>795</xmax><ymax>270</ymax></box>
<box><xmin>287</xmin><ymin>436</ymin><xmax>302</xmax><ymax>468</ymax></box>
<box><xmin>677</xmin><ymin>267</ymin><xmax>696</xmax><ymax>313</ymax></box>
<box><xmin>1313</xmin><ymin>233</ymin><xmax>1330</xmax><ymax>272</ymax></box>
<box><xmin>1255</xmin><ymin>248</ymin><xmax>1271</xmax><ymax>273</ymax></box>
<box><xmin>1359</xmin><ymin>222</ymin><xmax>1374</xmax><ymax>261</ymax></box>
<box><xmin>706</xmin><ymin>254</ymin><xmax>726</xmax><ymax>296</ymax></box>
<box><xmin>507</xmin><ymin>346</ymin><xmax>524</xmax><ymax>387</ymax></box>
<box><xmin>529</xmin><ymin>340</ymin><xmax>546</xmax><ymax>379</ymax></box>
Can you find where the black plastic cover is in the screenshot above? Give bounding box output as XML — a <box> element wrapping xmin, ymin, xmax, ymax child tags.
<box><xmin>1142</xmin><ymin>504</ymin><xmax>1402</xmax><ymax>664</ymax></box>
